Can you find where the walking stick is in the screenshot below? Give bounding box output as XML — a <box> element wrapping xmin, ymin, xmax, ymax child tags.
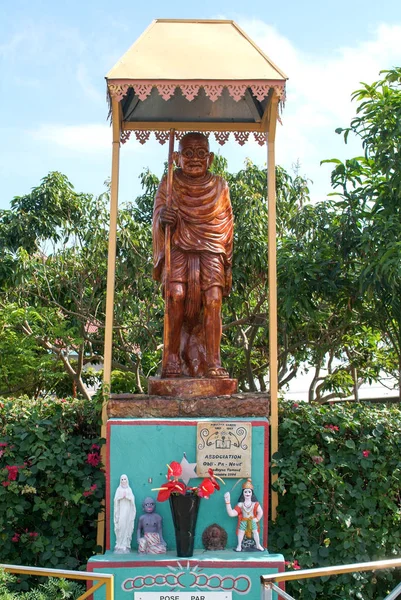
<box><xmin>162</xmin><ymin>128</ymin><xmax>175</xmax><ymax>377</ymax></box>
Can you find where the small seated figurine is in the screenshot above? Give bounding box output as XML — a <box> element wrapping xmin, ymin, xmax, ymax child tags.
<box><xmin>224</xmin><ymin>479</ymin><xmax>264</xmax><ymax>552</ymax></box>
<box><xmin>114</xmin><ymin>474</ymin><xmax>136</xmax><ymax>554</ymax></box>
<box><xmin>202</xmin><ymin>523</ymin><xmax>228</xmax><ymax>550</ymax></box>
<box><xmin>137</xmin><ymin>496</ymin><xmax>167</xmax><ymax>554</ymax></box>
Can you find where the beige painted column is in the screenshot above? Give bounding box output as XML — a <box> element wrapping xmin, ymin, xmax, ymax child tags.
<box><xmin>102</xmin><ymin>97</ymin><xmax>121</xmax><ymax>431</ymax></box>
<box><xmin>98</xmin><ymin>97</ymin><xmax>121</xmax><ymax>551</ymax></box>
<box><xmin>267</xmin><ymin>94</ymin><xmax>279</xmax><ymax>520</ymax></box>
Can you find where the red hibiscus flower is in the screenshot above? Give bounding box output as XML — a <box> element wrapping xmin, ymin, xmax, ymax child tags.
<box><xmin>207</xmin><ymin>468</ymin><xmax>220</xmax><ymax>491</ymax></box>
<box><xmin>197</xmin><ymin>478</ymin><xmax>216</xmax><ymax>499</ymax></box>
<box><xmin>167</xmin><ymin>461</ymin><xmax>182</xmax><ymax>480</ymax></box>
<box><xmin>157</xmin><ymin>480</ymin><xmax>186</xmax><ymax>502</ymax></box>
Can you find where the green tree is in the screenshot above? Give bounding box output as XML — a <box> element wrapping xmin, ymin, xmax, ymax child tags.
<box><xmin>325</xmin><ymin>67</ymin><xmax>401</xmax><ymax>398</ymax></box>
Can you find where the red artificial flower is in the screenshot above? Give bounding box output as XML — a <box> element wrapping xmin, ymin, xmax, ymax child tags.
<box><xmin>207</xmin><ymin>468</ymin><xmax>220</xmax><ymax>491</ymax></box>
<box><xmin>157</xmin><ymin>480</ymin><xmax>186</xmax><ymax>502</ymax></box>
<box><xmin>197</xmin><ymin>478</ymin><xmax>215</xmax><ymax>499</ymax></box>
<box><xmin>86</xmin><ymin>453</ymin><xmax>100</xmax><ymax>467</ymax></box>
<box><xmin>167</xmin><ymin>461</ymin><xmax>182</xmax><ymax>480</ymax></box>
<box><xmin>6</xmin><ymin>465</ymin><xmax>19</xmax><ymax>481</ymax></box>
<box><xmin>362</xmin><ymin>450</ymin><xmax>370</xmax><ymax>458</ymax></box>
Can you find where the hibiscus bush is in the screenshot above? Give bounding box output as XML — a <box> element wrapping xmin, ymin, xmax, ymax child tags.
<box><xmin>269</xmin><ymin>401</ymin><xmax>401</xmax><ymax>599</ymax></box>
<box><xmin>0</xmin><ymin>395</ymin><xmax>104</xmax><ymax>591</ymax></box>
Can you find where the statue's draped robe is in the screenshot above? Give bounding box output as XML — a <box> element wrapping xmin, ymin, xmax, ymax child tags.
<box><xmin>152</xmin><ymin>170</ymin><xmax>233</xmax><ymax>376</ymax></box>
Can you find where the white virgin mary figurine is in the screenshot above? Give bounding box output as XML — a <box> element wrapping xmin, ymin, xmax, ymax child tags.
<box><xmin>114</xmin><ymin>474</ymin><xmax>136</xmax><ymax>553</ymax></box>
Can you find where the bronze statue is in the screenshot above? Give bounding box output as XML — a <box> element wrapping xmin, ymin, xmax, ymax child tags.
<box><xmin>153</xmin><ymin>132</ymin><xmax>233</xmax><ymax>379</ymax></box>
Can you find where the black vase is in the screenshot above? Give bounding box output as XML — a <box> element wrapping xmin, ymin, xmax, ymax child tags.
<box><xmin>169</xmin><ymin>494</ymin><xmax>200</xmax><ymax>557</ymax></box>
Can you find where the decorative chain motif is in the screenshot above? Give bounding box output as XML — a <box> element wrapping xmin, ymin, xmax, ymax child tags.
<box><xmin>122</xmin><ymin>569</ymin><xmax>251</xmax><ymax>594</ymax></box>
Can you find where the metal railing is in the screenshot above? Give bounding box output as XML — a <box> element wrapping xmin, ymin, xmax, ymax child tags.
<box><xmin>261</xmin><ymin>557</ymin><xmax>401</xmax><ymax>600</ymax></box>
<box><xmin>0</xmin><ymin>563</ymin><xmax>114</xmax><ymax>600</ymax></box>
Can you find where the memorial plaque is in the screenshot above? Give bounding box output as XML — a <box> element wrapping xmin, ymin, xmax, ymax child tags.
<box><xmin>196</xmin><ymin>422</ymin><xmax>252</xmax><ymax>478</ymax></box>
<box><xmin>136</xmin><ymin>594</ymin><xmax>232</xmax><ymax>600</ymax></box>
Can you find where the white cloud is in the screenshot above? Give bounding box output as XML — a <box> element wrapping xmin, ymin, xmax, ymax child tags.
<box><xmin>31</xmin><ymin>123</ymin><xmax>112</xmax><ymax>153</ymax></box>
<box><xmin>238</xmin><ymin>18</ymin><xmax>401</xmax><ymax>201</ymax></box>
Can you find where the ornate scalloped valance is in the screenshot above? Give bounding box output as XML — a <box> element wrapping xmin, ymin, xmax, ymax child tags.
<box><xmin>108</xmin><ymin>80</ymin><xmax>286</xmax><ymax>103</ymax></box>
<box><xmin>120</xmin><ymin>130</ymin><xmax>269</xmax><ymax>147</ymax></box>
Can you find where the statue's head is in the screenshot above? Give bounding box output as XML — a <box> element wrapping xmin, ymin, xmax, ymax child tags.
<box><xmin>120</xmin><ymin>474</ymin><xmax>129</xmax><ymax>488</ymax></box>
<box><xmin>142</xmin><ymin>496</ymin><xmax>156</xmax><ymax>513</ymax></box>
<box><xmin>174</xmin><ymin>132</ymin><xmax>214</xmax><ymax>179</ymax></box>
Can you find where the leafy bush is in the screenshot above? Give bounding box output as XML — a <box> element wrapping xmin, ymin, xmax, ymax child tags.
<box><xmin>0</xmin><ymin>569</ymin><xmax>84</xmax><ymax>599</ymax></box>
<box><xmin>0</xmin><ymin>396</ymin><xmax>104</xmax><ymax>592</ymax></box>
<box><xmin>269</xmin><ymin>401</ymin><xmax>401</xmax><ymax>599</ymax></box>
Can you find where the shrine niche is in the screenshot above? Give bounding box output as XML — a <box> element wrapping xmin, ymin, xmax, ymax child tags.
<box><xmin>89</xmin><ymin>18</ymin><xmax>288</xmax><ymax>600</ymax></box>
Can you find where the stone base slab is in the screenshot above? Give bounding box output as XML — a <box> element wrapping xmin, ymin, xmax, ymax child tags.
<box><xmin>107</xmin><ymin>392</ymin><xmax>270</xmax><ymax>418</ymax></box>
<box><xmin>148</xmin><ymin>376</ymin><xmax>238</xmax><ymax>398</ymax></box>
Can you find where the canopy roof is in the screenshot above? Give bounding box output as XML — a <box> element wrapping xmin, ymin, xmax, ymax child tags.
<box><xmin>106</xmin><ymin>19</ymin><xmax>287</xmax><ymax>146</ymax></box>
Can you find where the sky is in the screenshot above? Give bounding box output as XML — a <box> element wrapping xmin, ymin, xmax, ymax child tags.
<box><xmin>2</xmin><ymin>0</ymin><xmax>401</xmax><ymax>212</ymax></box>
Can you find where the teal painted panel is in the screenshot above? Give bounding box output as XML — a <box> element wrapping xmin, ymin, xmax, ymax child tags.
<box><xmin>106</xmin><ymin>419</ymin><xmax>269</xmax><ymax>552</ymax></box>
<box><xmin>88</xmin><ymin>550</ymin><xmax>285</xmax><ymax>600</ymax></box>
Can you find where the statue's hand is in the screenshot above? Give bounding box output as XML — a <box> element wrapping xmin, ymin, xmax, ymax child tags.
<box><xmin>159</xmin><ymin>207</ymin><xmax>177</xmax><ymax>227</ymax></box>
<box><xmin>223</xmin><ymin>267</ymin><xmax>232</xmax><ymax>297</ymax></box>
<box><xmin>224</xmin><ymin>492</ymin><xmax>231</xmax><ymax>504</ymax></box>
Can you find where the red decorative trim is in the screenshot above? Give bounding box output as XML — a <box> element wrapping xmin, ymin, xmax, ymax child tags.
<box><xmin>175</xmin><ymin>131</ymin><xmax>185</xmax><ymax>141</ymax></box>
<box><xmin>120</xmin><ymin>131</ymin><xmax>132</xmax><ymax>144</ymax></box>
<box><xmin>155</xmin><ymin>131</ymin><xmax>170</xmax><ymax>145</ymax></box>
<box><xmin>234</xmin><ymin>131</ymin><xmax>250</xmax><ymax>146</ymax></box>
<box><xmin>88</xmin><ymin>559</ymin><xmax>284</xmax><ymax>569</ymax></box>
<box><xmin>133</xmin><ymin>84</ymin><xmax>152</xmax><ymax>101</ymax></box>
<box><xmin>156</xmin><ymin>84</ymin><xmax>176</xmax><ymax>100</ymax></box>
<box><xmin>254</xmin><ymin>132</ymin><xmax>267</xmax><ymax>146</ymax></box>
<box><xmin>108</xmin><ymin>79</ymin><xmax>286</xmax><ymax>104</ymax></box>
<box><xmin>203</xmin><ymin>84</ymin><xmax>224</xmax><ymax>102</ymax></box>
<box><xmin>180</xmin><ymin>84</ymin><xmax>201</xmax><ymax>101</ymax></box>
<box><xmin>108</xmin><ymin>83</ymin><xmax>130</xmax><ymax>101</ymax></box>
<box><xmin>227</xmin><ymin>84</ymin><xmax>247</xmax><ymax>101</ymax></box>
<box><xmin>214</xmin><ymin>131</ymin><xmax>230</xmax><ymax>145</ymax></box>
<box><xmin>135</xmin><ymin>131</ymin><xmax>151</xmax><ymax>145</ymax></box>
<box><xmin>250</xmin><ymin>84</ymin><xmax>270</xmax><ymax>101</ymax></box>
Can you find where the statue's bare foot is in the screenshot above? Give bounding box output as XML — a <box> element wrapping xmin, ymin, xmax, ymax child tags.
<box><xmin>207</xmin><ymin>365</ymin><xmax>229</xmax><ymax>378</ymax></box>
<box><xmin>163</xmin><ymin>357</ymin><xmax>181</xmax><ymax>378</ymax></box>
